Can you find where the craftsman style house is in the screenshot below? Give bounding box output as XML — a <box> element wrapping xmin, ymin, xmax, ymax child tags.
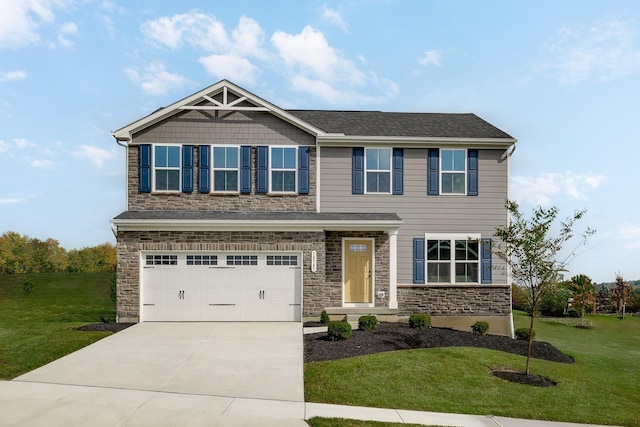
<box><xmin>112</xmin><ymin>80</ymin><xmax>516</xmax><ymax>335</ymax></box>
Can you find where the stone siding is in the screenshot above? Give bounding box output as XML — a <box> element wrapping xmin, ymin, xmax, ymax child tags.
<box><xmin>128</xmin><ymin>145</ymin><xmax>316</xmax><ymax>211</ymax></box>
<box><xmin>397</xmin><ymin>285</ymin><xmax>511</xmax><ymax>316</ymax></box>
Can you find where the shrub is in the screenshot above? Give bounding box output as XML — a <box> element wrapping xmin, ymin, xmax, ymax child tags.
<box><xmin>110</xmin><ymin>271</ymin><xmax>117</xmax><ymax>304</ymax></box>
<box><xmin>567</xmin><ymin>309</ymin><xmax>580</xmax><ymax>318</ymax></box>
<box><xmin>320</xmin><ymin>309</ymin><xmax>330</xmax><ymax>324</ymax></box>
<box><xmin>22</xmin><ymin>279</ymin><xmax>35</xmax><ymax>296</ymax></box>
<box><xmin>515</xmin><ymin>327</ymin><xmax>535</xmax><ymax>341</ymax></box>
<box><xmin>327</xmin><ymin>321</ymin><xmax>352</xmax><ymax>341</ymax></box>
<box><xmin>471</xmin><ymin>321</ymin><xmax>489</xmax><ymax>335</ymax></box>
<box><xmin>358</xmin><ymin>315</ymin><xmax>378</xmax><ymax>331</ymax></box>
<box><xmin>409</xmin><ymin>313</ymin><xmax>431</xmax><ymax>329</ymax></box>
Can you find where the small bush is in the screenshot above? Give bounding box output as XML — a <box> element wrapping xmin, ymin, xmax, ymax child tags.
<box><xmin>22</xmin><ymin>280</ymin><xmax>35</xmax><ymax>296</ymax></box>
<box><xmin>471</xmin><ymin>321</ymin><xmax>489</xmax><ymax>335</ymax></box>
<box><xmin>327</xmin><ymin>321</ymin><xmax>352</xmax><ymax>341</ymax></box>
<box><xmin>409</xmin><ymin>313</ymin><xmax>431</xmax><ymax>329</ymax></box>
<box><xmin>358</xmin><ymin>315</ymin><xmax>379</xmax><ymax>331</ymax></box>
<box><xmin>515</xmin><ymin>327</ymin><xmax>535</xmax><ymax>341</ymax></box>
<box><xmin>567</xmin><ymin>309</ymin><xmax>580</xmax><ymax>318</ymax></box>
<box><xmin>110</xmin><ymin>271</ymin><xmax>117</xmax><ymax>304</ymax></box>
<box><xmin>320</xmin><ymin>309</ymin><xmax>330</xmax><ymax>324</ymax></box>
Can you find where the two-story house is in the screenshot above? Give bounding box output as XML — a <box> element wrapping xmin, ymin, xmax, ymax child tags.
<box><xmin>111</xmin><ymin>80</ymin><xmax>516</xmax><ymax>335</ymax></box>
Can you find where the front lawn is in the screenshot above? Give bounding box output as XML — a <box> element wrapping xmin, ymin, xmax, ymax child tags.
<box><xmin>0</xmin><ymin>272</ymin><xmax>116</xmax><ymax>379</ymax></box>
<box><xmin>305</xmin><ymin>311</ymin><xmax>639</xmax><ymax>427</ymax></box>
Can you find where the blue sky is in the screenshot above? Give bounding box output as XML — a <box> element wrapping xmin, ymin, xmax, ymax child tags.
<box><xmin>1</xmin><ymin>0</ymin><xmax>639</xmax><ymax>283</ymax></box>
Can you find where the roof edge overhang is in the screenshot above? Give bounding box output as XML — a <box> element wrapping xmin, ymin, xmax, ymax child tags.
<box><xmin>317</xmin><ymin>135</ymin><xmax>517</xmax><ymax>148</ymax></box>
<box><xmin>111</xmin><ymin>218</ymin><xmax>403</xmax><ymax>233</ymax></box>
<box><xmin>112</xmin><ymin>80</ymin><xmax>328</xmax><ymax>143</ymax></box>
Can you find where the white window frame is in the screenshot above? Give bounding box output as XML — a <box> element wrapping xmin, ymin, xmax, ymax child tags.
<box><xmin>153</xmin><ymin>144</ymin><xmax>181</xmax><ymax>193</ymax></box>
<box><xmin>440</xmin><ymin>148</ymin><xmax>467</xmax><ymax>195</ymax></box>
<box><xmin>269</xmin><ymin>146</ymin><xmax>297</xmax><ymax>193</ymax></box>
<box><xmin>425</xmin><ymin>233</ymin><xmax>481</xmax><ymax>284</ymax></box>
<box><xmin>364</xmin><ymin>147</ymin><xmax>392</xmax><ymax>194</ymax></box>
<box><xmin>212</xmin><ymin>145</ymin><xmax>240</xmax><ymax>193</ymax></box>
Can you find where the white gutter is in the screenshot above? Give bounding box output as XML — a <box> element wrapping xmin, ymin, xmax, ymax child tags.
<box><xmin>317</xmin><ymin>135</ymin><xmax>516</xmax><ymax>148</ymax></box>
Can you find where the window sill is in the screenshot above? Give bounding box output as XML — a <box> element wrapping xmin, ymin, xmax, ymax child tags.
<box><xmin>267</xmin><ymin>192</ymin><xmax>300</xmax><ymax>197</ymax></box>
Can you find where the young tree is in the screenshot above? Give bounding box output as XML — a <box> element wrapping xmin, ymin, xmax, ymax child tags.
<box><xmin>611</xmin><ymin>273</ymin><xmax>634</xmax><ymax>319</ymax></box>
<box><xmin>493</xmin><ymin>200</ymin><xmax>593</xmax><ymax>375</ymax></box>
<box><xmin>568</xmin><ymin>274</ymin><xmax>596</xmax><ymax>322</ymax></box>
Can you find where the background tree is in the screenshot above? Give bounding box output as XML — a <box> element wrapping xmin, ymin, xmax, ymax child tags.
<box><xmin>611</xmin><ymin>273</ymin><xmax>634</xmax><ymax>319</ymax></box>
<box><xmin>568</xmin><ymin>274</ymin><xmax>596</xmax><ymax>322</ymax></box>
<box><xmin>539</xmin><ymin>279</ymin><xmax>571</xmax><ymax>317</ymax></box>
<box><xmin>493</xmin><ymin>200</ymin><xmax>593</xmax><ymax>375</ymax></box>
<box><xmin>595</xmin><ymin>284</ymin><xmax>612</xmax><ymax>312</ymax></box>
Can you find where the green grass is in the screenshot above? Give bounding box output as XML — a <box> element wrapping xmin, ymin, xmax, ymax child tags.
<box><xmin>307</xmin><ymin>418</ymin><xmax>439</xmax><ymax>427</ymax></box>
<box><xmin>305</xmin><ymin>311</ymin><xmax>640</xmax><ymax>427</ymax></box>
<box><xmin>0</xmin><ymin>272</ymin><xmax>116</xmax><ymax>379</ymax></box>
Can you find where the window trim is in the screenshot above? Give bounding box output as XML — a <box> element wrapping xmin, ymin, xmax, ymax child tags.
<box><xmin>424</xmin><ymin>233</ymin><xmax>481</xmax><ymax>284</ymax></box>
<box><xmin>364</xmin><ymin>147</ymin><xmax>392</xmax><ymax>194</ymax></box>
<box><xmin>152</xmin><ymin>144</ymin><xmax>182</xmax><ymax>193</ymax></box>
<box><xmin>439</xmin><ymin>148</ymin><xmax>467</xmax><ymax>195</ymax></box>
<box><xmin>211</xmin><ymin>145</ymin><xmax>240</xmax><ymax>194</ymax></box>
<box><xmin>269</xmin><ymin>146</ymin><xmax>297</xmax><ymax>193</ymax></box>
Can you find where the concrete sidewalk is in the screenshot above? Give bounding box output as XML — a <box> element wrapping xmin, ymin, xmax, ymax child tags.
<box><xmin>0</xmin><ymin>380</ymin><xmax>620</xmax><ymax>427</ymax></box>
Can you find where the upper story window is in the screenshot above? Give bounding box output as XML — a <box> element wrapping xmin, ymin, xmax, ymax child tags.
<box><xmin>365</xmin><ymin>148</ymin><xmax>391</xmax><ymax>193</ymax></box>
<box><xmin>270</xmin><ymin>147</ymin><xmax>297</xmax><ymax>192</ymax></box>
<box><xmin>440</xmin><ymin>149</ymin><xmax>466</xmax><ymax>194</ymax></box>
<box><xmin>426</xmin><ymin>235</ymin><xmax>479</xmax><ymax>284</ymax></box>
<box><xmin>213</xmin><ymin>146</ymin><xmax>239</xmax><ymax>192</ymax></box>
<box><xmin>154</xmin><ymin>145</ymin><xmax>181</xmax><ymax>191</ymax></box>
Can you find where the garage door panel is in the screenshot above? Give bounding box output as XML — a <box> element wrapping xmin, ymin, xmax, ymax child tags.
<box><xmin>141</xmin><ymin>253</ymin><xmax>301</xmax><ymax>322</ymax></box>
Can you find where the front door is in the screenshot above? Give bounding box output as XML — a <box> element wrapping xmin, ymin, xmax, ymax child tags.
<box><xmin>344</xmin><ymin>239</ymin><xmax>373</xmax><ymax>304</ymax></box>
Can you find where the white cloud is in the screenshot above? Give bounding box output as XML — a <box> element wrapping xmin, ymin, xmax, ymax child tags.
<box><xmin>124</xmin><ymin>62</ymin><xmax>190</xmax><ymax>95</ymax></box>
<box><xmin>76</xmin><ymin>144</ymin><xmax>117</xmax><ymax>168</ymax></box>
<box><xmin>511</xmin><ymin>171</ymin><xmax>604</xmax><ymax>206</ymax></box>
<box><xmin>0</xmin><ymin>0</ymin><xmax>65</xmax><ymax>48</ymax></box>
<box><xmin>321</xmin><ymin>4</ymin><xmax>348</xmax><ymax>33</ymax></box>
<box><xmin>141</xmin><ymin>11</ymin><xmax>230</xmax><ymax>52</ymax></box>
<box><xmin>541</xmin><ymin>20</ymin><xmax>640</xmax><ymax>83</ymax></box>
<box><xmin>14</xmin><ymin>138</ymin><xmax>36</xmax><ymax>148</ymax></box>
<box><xmin>199</xmin><ymin>54</ymin><xmax>258</xmax><ymax>84</ymax></box>
<box><xmin>0</xmin><ymin>140</ymin><xmax>8</xmax><ymax>153</ymax></box>
<box><xmin>0</xmin><ymin>70</ymin><xmax>27</xmax><ymax>82</ymax></box>
<box><xmin>57</xmin><ymin>21</ymin><xmax>78</xmax><ymax>47</ymax></box>
<box><xmin>0</xmin><ymin>197</ymin><xmax>26</xmax><ymax>205</ymax></box>
<box><xmin>30</xmin><ymin>158</ymin><xmax>53</xmax><ymax>168</ymax></box>
<box><xmin>418</xmin><ymin>50</ymin><xmax>443</xmax><ymax>67</ymax></box>
<box><xmin>618</xmin><ymin>225</ymin><xmax>640</xmax><ymax>250</ymax></box>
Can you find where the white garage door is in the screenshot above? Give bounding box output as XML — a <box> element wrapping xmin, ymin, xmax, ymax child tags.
<box><xmin>141</xmin><ymin>252</ymin><xmax>302</xmax><ymax>322</ymax></box>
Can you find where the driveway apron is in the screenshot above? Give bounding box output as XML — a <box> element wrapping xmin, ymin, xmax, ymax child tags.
<box><xmin>15</xmin><ymin>322</ymin><xmax>304</xmax><ymax>402</ymax></box>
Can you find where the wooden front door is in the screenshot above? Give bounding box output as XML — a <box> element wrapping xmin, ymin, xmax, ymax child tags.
<box><xmin>344</xmin><ymin>239</ymin><xmax>373</xmax><ymax>303</ymax></box>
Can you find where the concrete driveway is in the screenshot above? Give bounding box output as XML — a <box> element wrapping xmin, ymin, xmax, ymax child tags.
<box><xmin>15</xmin><ymin>322</ymin><xmax>304</xmax><ymax>402</ymax></box>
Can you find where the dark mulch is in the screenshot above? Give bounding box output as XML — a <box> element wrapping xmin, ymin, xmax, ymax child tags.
<box><xmin>76</xmin><ymin>323</ymin><xmax>135</xmax><ymax>333</ymax></box>
<box><xmin>304</xmin><ymin>322</ymin><xmax>574</xmax><ymax>364</ymax></box>
<box><xmin>491</xmin><ymin>370</ymin><xmax>557</xmax><ymax>387</ymax></box>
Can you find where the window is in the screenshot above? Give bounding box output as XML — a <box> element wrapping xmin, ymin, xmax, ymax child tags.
<box><xmin>270</xmin><ymin>147</ymin><xmax>296</xmax><ymax>192</ymax></box>
<box><xmin>266</xmin><ymin>255</ymin><xmax>298</xmax><ymax>266</ymax></box>
<box><xmin>154</xmin><ymin>145</ymin><xmax>181</xmax><ymax>191</ymax></box>
<box><xmin>186</xmin><ymin>255</ymin><xmax>218</xmax><ymax>266</ymax></box>
<box><xmin>365</xmin><ymin>148</ymin><xmax>391</xmax><ymax>193</ymax></box>
<box><xmin>213</xmin><ymin>146</ymin><xmax>239</xmax><ymax>192</ymax></box>
<box><xmin>145</xmin><ymin>255</ymin><xmax>177</xmax><ymax>266</ymax></box>
<box><xmin>425</xmin><ymin>235</ymin><xmax>480</xmax><ymax>283</ymax></box>
<box><xmin>441</xmin><ymin>149</ymin><xmax>466</xmax><ymax>194</ymax></box>
<box><xmin>227</xmin><ymin>255</ymin><xmax>258</xmax><ymax>266</ymax></box>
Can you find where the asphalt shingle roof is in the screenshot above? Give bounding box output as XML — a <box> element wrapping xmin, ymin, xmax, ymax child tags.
<box><xmin>114</xmin><ymin>210</ymin><xmax>402</xmax><ymax>222</ymax></box>
<box><xmin>287</xmin><ymin>110</ymin><xmax>513</xmax><ymax>139</ymax></box>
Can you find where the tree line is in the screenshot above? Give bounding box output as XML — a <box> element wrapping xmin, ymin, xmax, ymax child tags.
<box><xmin>0</xmin><ymin>231</ymin><xmax>115</xmax><ymax>274</ymax></box>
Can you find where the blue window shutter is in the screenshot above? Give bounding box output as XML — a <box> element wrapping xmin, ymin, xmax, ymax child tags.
<box><xmin>427</xmin><ymin>148</ymin><xmax>439</xmax><ymax>195</ymax></box>
<box><xmin>352</xmin><ymin>147</ymin><xmax>364</xmax><ymax>194</ymax></box>
<box><xmin>481</xmin><ymin>238</ymin><xmax>492</xmax><ymax>284</ymax></box>
<box><xmin>256</xmin><ymin>146</ymin><xmax>268</xmax><ymax>193</ymax></box>
<box><xmin>198</xmin><ymin>145</ymin><xmax>210</xmax><ymax>193</ymax></box>
<box><xmin>139</xmin><ymin>144</ymin><xmax>151</xmax><ymax>193</ymax></box>
<box><xmin>413</xmin><ymin>237</ymin><xmax>425</xmax><ymax>284</ymax></box>
<box><xmin>182</xmin><ymin>145</ymin><xmax>194</xmax><ymax>193</ymax></box>
<box><xmin>392</xmin><ymin>148</ymin><xmax>404</xmax><ymax>195</ymax></box>
<box><xmin>468</xmin><ymin>149</ymin><xmax>478</xmax><ymax>196</ymax></box>
<box><xmin>240</xmin><ymin>145</ymin><xmax>252</xmax><ymax>194</ymax></box>
<box><xmin>298</xmin><ymin>146</ymin><xmax>310</xmax><ymax>194</ymax></box>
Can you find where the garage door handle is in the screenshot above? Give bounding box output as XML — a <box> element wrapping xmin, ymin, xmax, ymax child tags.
<box><xmin>289</xmin><ymin>304</ymin><xmax>300</xmax><ymax>306</ymax></box>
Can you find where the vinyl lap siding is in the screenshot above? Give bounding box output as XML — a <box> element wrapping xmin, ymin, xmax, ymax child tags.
<box><xmin>319</xmin><ymin>147</ymin><xmax>509</xmax><ymax>285</ymax></box>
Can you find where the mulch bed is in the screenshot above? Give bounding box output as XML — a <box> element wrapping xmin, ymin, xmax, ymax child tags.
<box><xmin>304</xmin><ymin>322</ymin><xmax>574</xmax><ymax>364</ymax></box>
<box><xmin>76</xmin><ymin>323</ymin><xmax>135</xmax><ymax>333</ymax></box>
<box><xmin>491</xmin><ymin>370</ymin><xmax>558</xmax><ymax>387</ymax></box>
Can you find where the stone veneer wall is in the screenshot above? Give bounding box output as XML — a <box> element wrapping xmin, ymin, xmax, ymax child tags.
<box><xmin>116</xmin><ymin>230</ymin><xmax>325</xmax><ymax>322</ymax></box>
<box><xmin>128</xmin><ymin>145</ymin><xmax>317</xmax><ymax>211</ymax></box>
<box><xmin>324</xmin><ymin>231</ymin><xmax>391</xmax><ymax>308</ymax></box>
<box><xmin>397</xmin><ymin>285</ymin><xmax>511</xmax><ymax>316</ymax></box>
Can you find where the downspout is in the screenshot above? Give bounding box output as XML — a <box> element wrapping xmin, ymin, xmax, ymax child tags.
<box><xmin>505</xmin><ymin>140</ymin><xmax>517</xmax><ymax>338</ymax></box>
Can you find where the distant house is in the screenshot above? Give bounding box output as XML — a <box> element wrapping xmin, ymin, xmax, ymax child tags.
<box><xmin>111</xmin><ymin>80</ymin><xmax>516</xmax><ymax>335</ymax></box>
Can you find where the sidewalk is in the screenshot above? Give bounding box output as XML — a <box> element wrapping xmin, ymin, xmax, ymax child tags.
<box><xmin>0</xmin><ymin>380</ymin><xmax>620</xmax><ymax>427</ymax></box>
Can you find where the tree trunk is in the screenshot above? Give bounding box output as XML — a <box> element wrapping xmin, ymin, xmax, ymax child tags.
<box><xmin>525</xmin><ymin>314</ymin><xmax>534</xmax><ymax>375</ymax></box>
